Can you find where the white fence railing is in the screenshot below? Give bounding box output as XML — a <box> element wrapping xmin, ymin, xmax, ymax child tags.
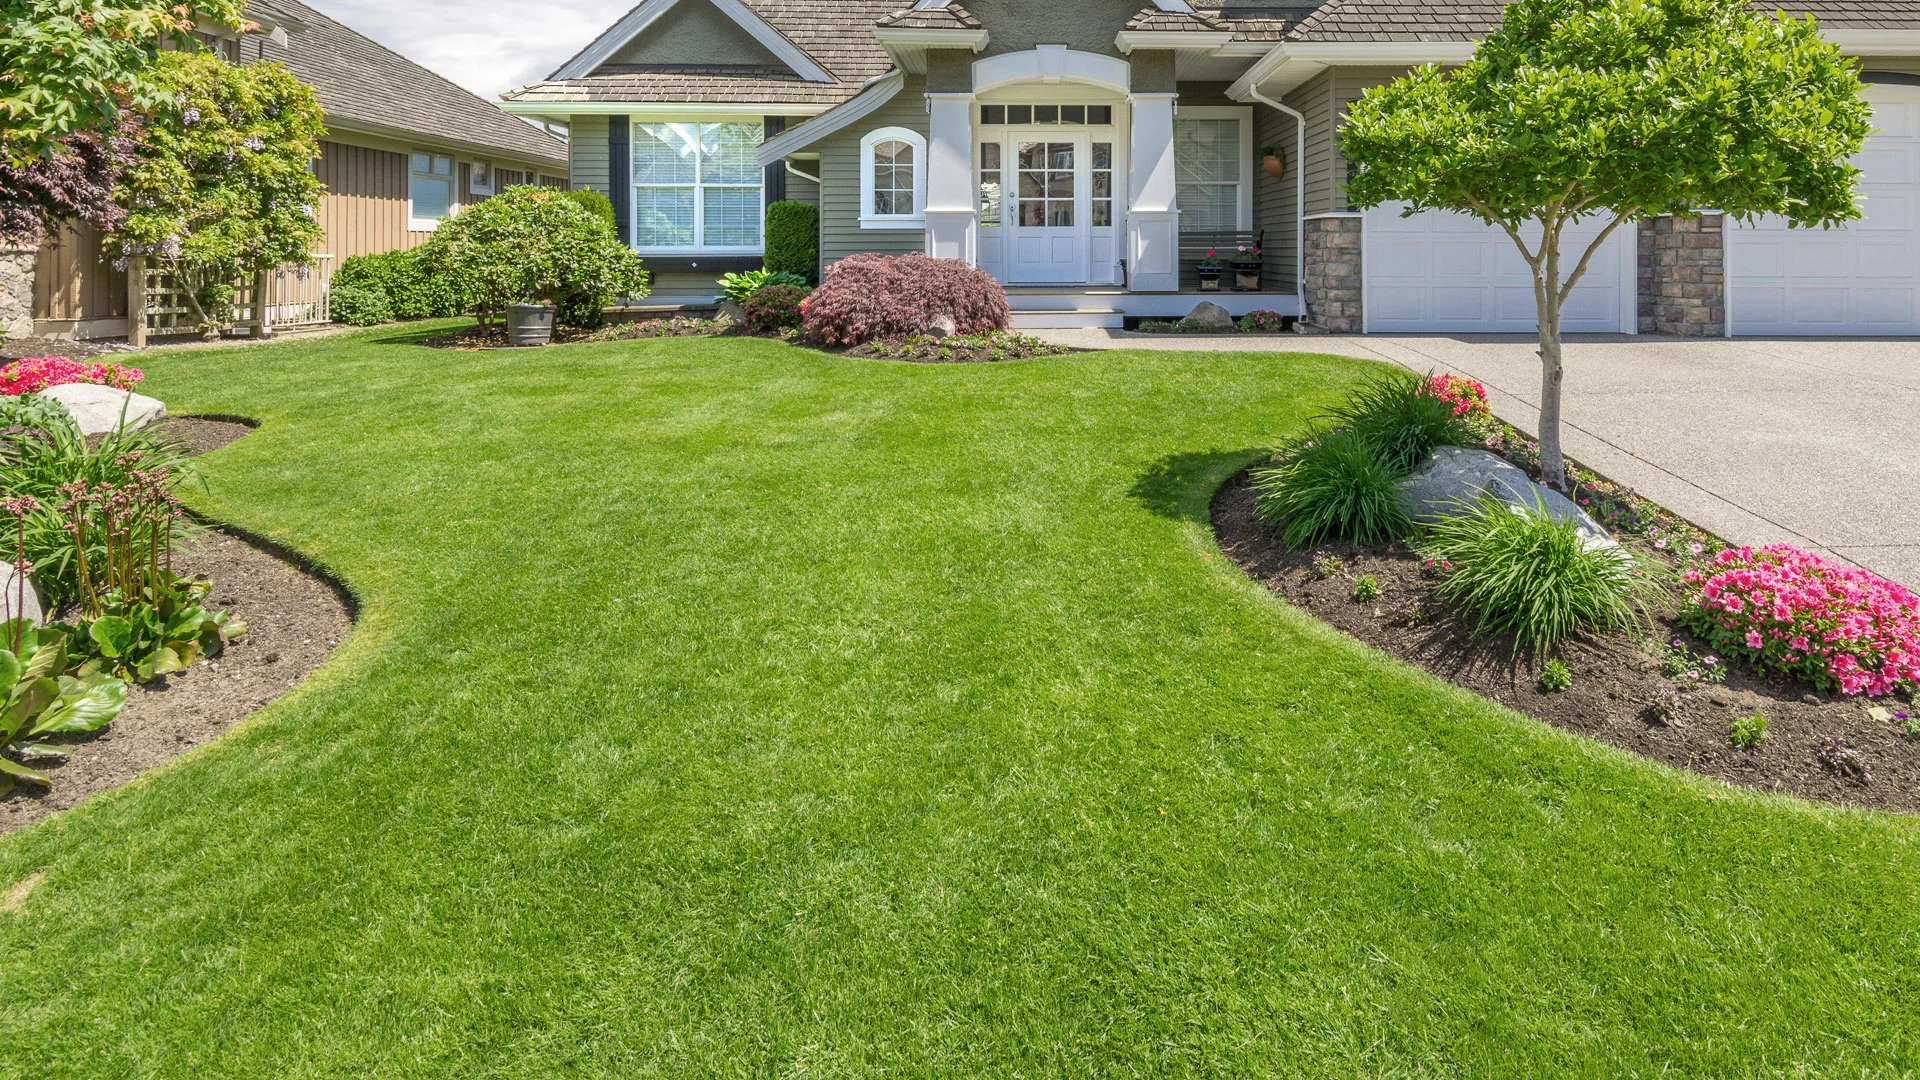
<box><xmin>131</xmin><ymin>255</ymin><xmax>335</xmax><ymax>344</ymax></box>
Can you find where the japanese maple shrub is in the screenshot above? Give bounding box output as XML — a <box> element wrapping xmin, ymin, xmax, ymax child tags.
<box><xmin>1682</xmin><ymin>545</ymin><xmax>1920</xmax><ymax>697</ymax></box>
<box><xmin>798</xmin><ymin>254</ymin><xmax>1009</xmax><ymax>347</ymax></box>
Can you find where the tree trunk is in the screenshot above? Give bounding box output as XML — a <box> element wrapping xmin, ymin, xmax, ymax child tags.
<box><xmin>1534</xmin><ymin>220</ymin><xmax>1568</xmax><ymax>490</ymax></box>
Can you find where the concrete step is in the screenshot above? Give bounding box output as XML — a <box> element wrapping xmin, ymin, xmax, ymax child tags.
<box><xmin>1009</xmin><ymin>308</ymin><xmax>1125</xmax><ymax>329</ymax></box>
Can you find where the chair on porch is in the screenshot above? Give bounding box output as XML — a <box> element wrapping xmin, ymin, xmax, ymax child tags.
<box><xmin>1177</xmin><ymin>229</ymin><xmax>1265</xmax><ymax>292</ymax></box>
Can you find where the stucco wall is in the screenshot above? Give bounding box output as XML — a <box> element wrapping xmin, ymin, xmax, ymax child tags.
<box><xmin>962</xmin><ymin>0</ymin><xmax>1157</xmax><ymax>58</ymax></box>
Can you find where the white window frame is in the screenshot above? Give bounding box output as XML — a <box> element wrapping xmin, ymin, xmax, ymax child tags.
<box><xmin>860</xmin><ymin>126</ymin><xmax>927</xmax><ymax>229</ymax></box>
<box><xmin>1172</xmin><ymin>106</ymin><xmax>1253</xmax><ymax>232</ymax></box>
<box><xmin>469</xmin><ymin>160</ymin><xmax>494</xmax><ymax>197</ymax></box>
<box><xmin>630</xmin><ymin>121</ymin><xmax>766</xmax><ymax>254</ymax></box>
<box><xmin>408</xmin><ymin>151</ymin><xmax>456</xmax><ymax>232</ymax></box>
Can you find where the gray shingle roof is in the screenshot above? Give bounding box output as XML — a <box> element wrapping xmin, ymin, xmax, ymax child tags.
<box><xmin>1124</xmin><ymin>6</ymin><xmax>1229</xmax><ymax>31</ymax></box>
<box><xmin>504</xmin><ymin>0</ymin><xmax>902</xmax><ymax>109</ymax></box>
<box><xmin>243</xmin><ymin>0</ymin><xmax>567</xmax><ymax>167</ymax></box>
<box><xmin>1285</xmin><ymin>0</ymin><xmax>1920</xmax><ymax>40</ymax></box>
<box><xmin>875</xmin><ymin>3</ymin><xmax>982</xmax><ymax>29</ymax></box>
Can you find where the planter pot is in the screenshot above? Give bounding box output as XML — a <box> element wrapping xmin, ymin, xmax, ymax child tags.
<box><xmin>1196</xmin><ymin>266</ymin><xmax>1223</xmax><ymax>292</ymax></box>
<box><xmin>1230</xmin><ymin>261</ymin><xmax>1263</xmax><ymax>291</ymax></box>
<box><xmin>507</xmin><ymin>302</ymin><xmax>554</xmax><ymax>346</ymax></box>
<box><xmin>1262</xmin><ymin>153</ymin><xmax>1286</xmax><ymax>181</ymax></box>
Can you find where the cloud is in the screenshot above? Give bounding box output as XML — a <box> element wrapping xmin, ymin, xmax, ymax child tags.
<box><xmin>308</xmin><ymin>0</ymin><xmax>616</xmax><ymax>99</ymax></box>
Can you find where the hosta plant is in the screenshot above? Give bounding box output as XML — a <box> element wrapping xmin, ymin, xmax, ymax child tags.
<box><xmin>0</xmin><ymin>619</ymin><xmax>129</xmax><ymax>796</ymax></box>
<box><xmin>715</xmin><ymin>269</ymin><xmax>807</xmax><ymax>305</ymax></box>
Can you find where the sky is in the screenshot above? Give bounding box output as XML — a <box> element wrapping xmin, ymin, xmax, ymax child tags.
<box><xmin>309</xmin><ymin>0</ymin><xmax>622</xmax><ymax>100</ymax></box>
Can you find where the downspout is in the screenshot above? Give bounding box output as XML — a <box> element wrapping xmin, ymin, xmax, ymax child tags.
<box><xmin>1243</xmin><ymin>84</ymin><xmax>1307</xmax><ymax>325</ymax></box>
<box><xmin>785</xmin><ymin>161</ymin><xmax>821</xmax><ymax>186</ymax></box>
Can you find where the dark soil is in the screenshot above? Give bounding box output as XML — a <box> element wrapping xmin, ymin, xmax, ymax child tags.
<box><xmin>0</xmin><ymin>422</ymin><xmax>351</xmax><ymax>834</ymax></box>
<box><xmin>843</xmin><ymin>332</ymin><xmax>1069</xmax><ymax>364</ymax></box>
<box><xmin>0</xmin><ymin>336</ymin><xmax>139</xmax><ymax>363</ymax></box>
<box><xmin>1213</xmin><ymin>470</ymin><xmax>1920</xmax><ymax>814</ymax></box>
<box><xmin>420</xmin><ymin>316</ymin><xmax>733</xmax><ymax>350</ymax></box>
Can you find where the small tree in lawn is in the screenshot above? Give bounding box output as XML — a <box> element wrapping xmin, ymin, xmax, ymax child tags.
<box><xmin>1341</xmin><ymin>0</ymin><xmax>1868</xmax><ymax>488</ymax></box>
<box><xmin>112</xmin><ymin>51</ymin><xmax>326</xmax><ymax>331</ymax></box>
<box><xmin>418</xmin><ymin>185</ymin><xmax>650</xmax><ymax>329</ymax></box>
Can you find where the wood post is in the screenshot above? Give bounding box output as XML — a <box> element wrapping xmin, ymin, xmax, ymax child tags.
<box><xmin>126</xmin><ymin>255</ymin><xmax>147</xmax><ymax>348</ymax></box>
<box><xmin>252</xmin><ymin>268</ymin><xmax>272</xmax><ymax>339</ymax></box>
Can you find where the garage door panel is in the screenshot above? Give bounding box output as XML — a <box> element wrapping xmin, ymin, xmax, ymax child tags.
<box><xmin>1369</xmin><ymin>286</ymin><xmax>1428</xmax><ymax>322</ymax></box>
<box><xmin>1430</xmin><ymin>287</ymin><xmax>1487</xmax><ymax>321</ymax></box>
<box><xmin>1730</xmin><ymin>83</ymin><xmax>1920</xmax><ymax>335</ymax></box>
<box><xmin>1431</xmin><ymin>242</ymin><xmax>1485</xmax><ymax>276</ymax></box>
<box><xmin>1371</xmin><ymin>240</ymin><xmax>1427</xmax><ymax>275</ymax></box>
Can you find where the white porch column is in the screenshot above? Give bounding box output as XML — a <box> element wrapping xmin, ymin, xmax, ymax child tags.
<box><xmin>1126</xmin><ymin>92</ymin><xmax>1179</xmax><ymax>292</ymax></box>
<box><xmin>924</xmin><ymin>93</ymin><xmax>977</xmax><ymax>264</ymax></box>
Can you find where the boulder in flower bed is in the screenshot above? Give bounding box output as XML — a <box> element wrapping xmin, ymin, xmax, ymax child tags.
<box><xmin>0</xmin><ymin>564</ymin><xmax>42</xmax><ymax>626</ymax></box>
<box><xmin>40</xmin><ymin>382</ymin><xmax>166</xmax><ymax>435</ymax></box>
<box><xmin>1397</xmin><ymin>446</ymin><xmax>1614</xmax><ymax>548</ymax></box>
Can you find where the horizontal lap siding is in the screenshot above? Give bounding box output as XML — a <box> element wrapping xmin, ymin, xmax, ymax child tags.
<box><xmin>1254</xmin><ymin>106</ymin><xmax>1298</xmax><ymax>291</ymax></box>
<box><xmin>571</xmin><ymin>116</ymin><xmax>612</xmax><ymax>197</ymax></box>
<box><xmin>816</xmin><ymin>77</ymin><xmax>929</xmax><ymax>265</ymax></box>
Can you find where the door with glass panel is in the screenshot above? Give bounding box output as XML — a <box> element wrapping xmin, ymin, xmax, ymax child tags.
<box><xmin>1008</xmin><ymin>138</ymin><xmax>1087</xmax><ymax>283</ymax></box>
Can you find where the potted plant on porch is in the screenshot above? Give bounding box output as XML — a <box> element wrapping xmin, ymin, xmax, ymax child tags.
<box><xmin>1230</xmin><ymin>244</ymin><xmax>1263</xmax><ymax>291</ymax></box>
<box><xmin>1196</xmin><ymin>249</ymin><xmax>1225</xmax><ymax>291</ymax></box>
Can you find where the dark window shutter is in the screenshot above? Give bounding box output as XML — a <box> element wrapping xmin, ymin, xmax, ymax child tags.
<box><xmin>763</xmin><ymin>116</ymin><xmax>786</xmax><ymax>203</ymax></box>
<box><xmin>610</xmin><ymin>117</ymin><xmax>631</xmax><ymax>245</ymax></box>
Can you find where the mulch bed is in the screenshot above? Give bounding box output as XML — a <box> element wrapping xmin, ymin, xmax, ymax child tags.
<box><xmin>418</xmin><ymin>318</ymin><xmax>1072</xmax><ymax>364</ymax></box>
<box><xmin>1213</xmin><ymin>470</ymin><xmax>1920</xmax><ymax>814</ymax></box>
<box><xmin>0</xmin><ymin>336</ymin><xmax>139</xmax><ymax>363</ymax></box>
<box><xmin>843</xmin><ymin>332</ymin><xmax>1068</xmax><ymax>364</ymax></box>
<box><xmin>0</xmin><ymin>419</ymin><xmax>352</xmax><ymax>835</ymax></box>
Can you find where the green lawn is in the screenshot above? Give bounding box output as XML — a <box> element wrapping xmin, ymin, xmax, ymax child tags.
<box><xmin>3</xmin><ymin>327</ymin><xmax>1917</xmax><ymax>1077</ymax></box>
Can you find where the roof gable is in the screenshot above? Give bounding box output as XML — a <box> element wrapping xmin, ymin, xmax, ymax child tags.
<box><xmin>550</xmin><ymin>0</ymin><xmax>834</xmax><ymax>82</ymax></box>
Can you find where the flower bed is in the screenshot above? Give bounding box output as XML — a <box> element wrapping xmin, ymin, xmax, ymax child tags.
<box><xmin>843</xmin><ymin>330</ymin><xmax>1067</xmax><ymax>364</ymax></box>
<box><xmin>1136</xmin><ymin>309</ymin><xmax>1292</xmax><ymax>334</ymax></box>
<box><xmin>0</xmin><ymin>356</ymin><xmax>143</xmax><ymax>396</ymax></box>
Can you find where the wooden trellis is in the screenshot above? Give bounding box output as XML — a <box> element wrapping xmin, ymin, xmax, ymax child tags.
<box><xmin>127</xmin><ymin>256</ymin><xmax>330</xmax><ymax>345</ymax></box>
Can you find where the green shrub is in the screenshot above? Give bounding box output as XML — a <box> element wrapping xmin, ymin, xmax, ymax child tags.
<box><xmin>417</xmin><ymin>185</ymin><xmax>649</xmax><ymax>327</ymax></box>
<box><xmin>764</xmin><ymin>200</ymin><xmax>818</xmax><ymax>284</ymax></box>
<box><xmin>1730</xmin><ymin>710</ymin><xmax>1768</xmax><ymax>749</ymax></box>
<box><xmin>716</xmin><ymin>268</ymin><xmax>808</xmax><ymax>305</ymax></box>
<box><xmin>1252</xmin><ymin>429</ymin><xmax>1412</xmax><ymax>548</ymax></box>
<box><xmin>0</xmin><ymin>394</ymin><xmax>77</xmax><ymax>435</ymax></box>
<box><xmin>1421</xmin><ymin>498</ymin><xmax>1671</xmax><ymax>652</ymax></box>
<box><xmin>1352</xmin><ymin>573</ymin><xmax>1382</xmax><ymax>602</ymax></box>
<box><xmin>334</xmin><ymin>248</ymin><xmax>468</xmax><ymax>320</ymax></box>
<box><xmin>557</xmin><ymin>188</ymin><xmax>616</xmax><ymax>231</ymax></box>
<box><xmin>742</xmin><ymin>284</ymin><xmax>809</xmax><ymax>334</ymax></box>
<box><xmin>1540</xmin><ymin>659</ymin><xmax>1573</xmax><ymax>691</ymax></box>
<box><xmin>1322</xmin><ymin>369</ymin><xmax>1469</xmax><ymax>472</ymax></box>
<box><xmin>328</xmin><ymin>283</ymin><xmax>390</xmax><ymax>326</ymax></box>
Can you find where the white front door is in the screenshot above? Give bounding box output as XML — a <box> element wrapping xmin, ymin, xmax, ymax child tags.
<box><xmin>1727</xmin><ymin>82</ymin><xmax>1920</xmax><ymax>336</ymax></box>
<box><xmin>1008</xmin><ymin>138</ymin><xmax>1088</xmax><ymax>284</ymax></box>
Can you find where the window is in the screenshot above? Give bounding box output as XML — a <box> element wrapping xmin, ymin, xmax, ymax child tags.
<box><xmin>1016</xmin><ymin>141</ymin><xmax>1075</xmax><ymax>228</ymax></box>
<box><xmin>859</xmin><ymin>126</ymin><xmax>926</xmax><ymax>228</ymax></box>
<box><xmin>1091</xmin><ymin>142</ymin><xmax>1112</xmax><ymax>227</ymax></box>
<box><xmin>631</xmin><ymin>121</ymin><xmax>763</xmax><ymax>250</ymax></box>
<box><xmin>980</xmin><ymin>104</ymin><xmax>1112</xmax><ymax>126</ymax></box>
<box><xmin>410</xmin><ymin>152</ymin><xmax>454</xmax><ymax>230</ymax></box>
<box><xmin>1174</xmin><ymin>113</ymin><xmax>1249</xmax><ymax>232</ymax></box>
<box><xmin>979</xmin><ymin>142</ymin><xmax>1002</xmax><ymax>226</ymax></box>
<box><xmin>469</xmin><ymin>160</ymin><xmax>494</xmax><ymax>197</ymax></box>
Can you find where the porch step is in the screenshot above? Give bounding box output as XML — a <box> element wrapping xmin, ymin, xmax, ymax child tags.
<box><xmin>1009</xmin><ymin>308</ymin><xmax>1125</xmax><ymax>329</ymax></box>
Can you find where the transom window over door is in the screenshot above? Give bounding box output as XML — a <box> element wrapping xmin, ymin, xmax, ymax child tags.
<box><xmin>1174</xmin><ymin>112</ymin><xmax>1250</xmax><ymax>231</ymax></box>
<box><xmin>631</xmin><ymin>121</ymin><xmax>763</xmax><ymax>250</ymax></box>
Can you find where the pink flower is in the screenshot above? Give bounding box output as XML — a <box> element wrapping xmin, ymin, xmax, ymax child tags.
<box><xmin>1654</xmin><ymin>539</ymin><xmax>1667</xmax><ymax>550</ymax></box>
<box><xmin>1689</xmin><ymin>543</ymin><xmax>1704</xmax><ymax>555</ymax></box>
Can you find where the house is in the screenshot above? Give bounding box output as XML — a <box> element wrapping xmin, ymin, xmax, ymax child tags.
<box><xmin>24</xmin><ymin>0</ymin><xmax>570</xmax><ymax>341</ymax></box>
<box><xmin>498</xmin><ymin>0</ymin><xmax>1920</xmax><ymax>336</ymax></box>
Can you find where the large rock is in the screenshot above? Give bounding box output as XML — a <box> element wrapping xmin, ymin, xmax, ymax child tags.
<box><xmin>1183</xmin><ymin>301</ymin><xmax>1234</xmax><ymax>332</ymax></box>
<box><xmin>1397</xmin><ymin>446</ymin><xmax>1615</xmax><ymax>548</ymax></box>
<box><xmin>40</xmin><ymin>383</ymin><xmax>165</xmax><ymax>436</ymax></box>
<box><xmin>0</xmin><ymin>563</ymin><xmax>42</xmax><ymax>627</ymax></box>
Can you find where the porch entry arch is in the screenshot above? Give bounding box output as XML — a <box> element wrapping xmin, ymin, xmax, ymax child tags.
<box><xmin>971</xmin><ymin>47</ymin><xmax>1131</xmax><ymax>96</ymax></box>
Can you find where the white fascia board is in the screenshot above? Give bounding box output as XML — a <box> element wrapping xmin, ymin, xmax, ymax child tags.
<box><xmin>1114</xmin><ymin>30</ymin><xmax>1234</xmax><ymax>54</ymax></box>
<box><xmin>872</xmin><ymin>27</ymin><xmax>990</xmax><ymax>51</ymax></box>
<box><xmin>756</xmin><ymin>71</ymin><xmax>905</xmax><ymax>165</ymax></box>
<box><xmin>499</xmin><ymin>100</ymin><xmax>827</xmax><ymax>123</ymax></box>
<box><xmin>550</xmin><ymin>0</ymin><xmax>834</xmax><ymax>83</ymax></box>
<box><xmin>1227</xmin><ymin>41</ymin><xmax>1476</xmax><ymax>99</ymax></box>
<box><xmin>1828</xmin><ymin>30</ymin><xmax>1920</xmax><ymax>55</ymax></box>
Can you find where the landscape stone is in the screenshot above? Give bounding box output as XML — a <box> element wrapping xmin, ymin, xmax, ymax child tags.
<box><xmin>40</xmin><ymin>383</ymin><xmax>166</xmax><ymax>435</ymax></box>
<box><xmin>1397</xmin><ymin>446</ymin><xmax>1615</xmax><ymax>548</ymax></box>
<box><xmin>0</xmin><ymin>563</ymin><xmax>43</xmax><ymax>627</ymax></box>
<box><xmin>1183</xmin><ymin>301</ymin><xmax>1233</xmax><ymax>331</ymax></box>
<box><xmin>927</xmin><ymin>314</ymin><xmax>957</xmax><ymax>338</ymax></box>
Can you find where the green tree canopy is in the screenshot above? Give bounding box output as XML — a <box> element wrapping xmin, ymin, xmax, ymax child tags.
<box><xmin>113</xmin><ymin>50</ymin><xmax>326</xmax><ymax>326</ymax></box>
<box><xmin>0</xmin><ymin>0</ymin><xmax>248</xmax><ymax>166</ymax></box>
<box><xmin>1341</xmin><ymin>0</ymin><xmax>1869</xmax><ymax>486</ymax></box>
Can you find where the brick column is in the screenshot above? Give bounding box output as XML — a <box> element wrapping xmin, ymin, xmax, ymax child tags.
<box><xmin>1638</xmin><ymin>213</ymin><xmax>1724</xmax><ymax>336</ymax></box>
<box><xmin>1302</xmin><ymin>215</ymin><xmax>1362</xmax><ymax>332</ymax></box>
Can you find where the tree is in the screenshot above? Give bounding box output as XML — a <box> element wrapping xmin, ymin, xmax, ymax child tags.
<box><xmin>1341</xmin><ymin>0</ymin><xmax>1869</xmax><ymax>488</ymax></box>
<box><xmin>0</xmin><ymin>114</ymin><xmax>136</xmax><ymax>246</ymax></box>
<box><xmin>112</xmin><ymin>50</ymin><xmax>325</xmax><ymax>328</ymax></box>
<box><xmin>1</xmin><ymin>0</ymin><xmax>247</xmax><ymax>167</ymax></box>
<box><xmin>418</xmin><ymin>186</ymin><xmax>650</xmax><ymax>329</ymax></box>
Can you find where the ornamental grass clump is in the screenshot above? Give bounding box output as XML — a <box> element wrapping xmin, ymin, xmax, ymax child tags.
<box><xmin>1252</xmin><ymin>428</ymin><xmax>1412</xmax><ymax>548</ymax></box>
<box><xmin>1681</xmin><ymin>544</ymin><xmax>1920</xmax><ymax>697</ymax></box>
<box><xmin>1421</xmin><ymin>497</ymin><xmax>1671</xmax><ymax>652</ymax></box>
<box><xmin>1321</xmin><ymin>369</ymin><xmax>1471</xmax><ymax>472</ymax></box>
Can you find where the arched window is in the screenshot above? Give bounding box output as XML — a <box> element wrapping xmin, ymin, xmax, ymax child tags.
<box><xmin>860</xmin><ymin>126</ymin><xmax>926</xmax><ymax>229</ymax></box>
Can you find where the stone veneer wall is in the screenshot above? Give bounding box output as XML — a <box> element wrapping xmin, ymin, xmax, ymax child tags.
<box><xmin>1</xmin><ymin>247</ymin><xmax>34</xmax><ymax>339</ymax></box>
<box><xmin>1302</xmin><ymin>215</ymin><xmax>1362</xmax><ymax>332</ymax></box>
<box><xmin>1637</xmin><ymin>214</ymin><xmax>1725</xmax><ymax>336</ymax></box>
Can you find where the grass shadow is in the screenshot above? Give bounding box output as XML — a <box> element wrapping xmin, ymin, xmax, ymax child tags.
<box><xmin>1130</xmin><ymin>448</ymin><xmax>1271</xmax><ymax>524</ymax></box>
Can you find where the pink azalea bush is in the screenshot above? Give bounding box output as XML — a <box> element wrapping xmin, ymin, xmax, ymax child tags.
<box><xmin>0</xmin><ymin>356</ymin><xmax>143</xmax><ymax>396</ymax></box>
<box><xmin>1681</xmin><ymin>544</ymin><xmax>1920</xmax><ymax>696</ymax></box>
<box><xmin>799</xmin><ymin>254</ymin><xmax>1010</xmax><ymax>347</ymax></box>
<box><xmin>1423</xmin><ymin>372</ymin><xmax>1490</xmax><ymax>418</ymax></box>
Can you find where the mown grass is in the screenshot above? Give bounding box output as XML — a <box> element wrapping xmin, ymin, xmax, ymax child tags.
<box><xmin>1</xmin><ymin>324</ymin><xmax>1916</xmax><ymax>1077</ymax></box>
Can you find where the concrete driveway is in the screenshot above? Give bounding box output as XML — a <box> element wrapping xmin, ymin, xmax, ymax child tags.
<box><xmin>1041</xmin><ymin>329</ymin><xmax>1920</xmax><ymax>588</ymax></box>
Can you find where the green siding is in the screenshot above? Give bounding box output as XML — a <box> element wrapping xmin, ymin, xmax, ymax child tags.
<box><xmin>814</xmin><ymin>76</ymin><xmax>929</xmax><ymax>266</ymax></box>
<box><xmin>570</xmin><ymin>115</ymin><xmax>611</xmax><ymax>197</ymax></box>
<box><xmin>1253</xmin><ymin>104</ymin><xmax>1298</xmax><ymax>291</ymax></box>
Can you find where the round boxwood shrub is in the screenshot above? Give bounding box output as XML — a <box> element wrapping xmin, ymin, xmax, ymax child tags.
<box><xmin>742</xmin><ymin>283</ymin><xmax>809</xmax><ymax>334</ymax></box>
<box><xmin>329</xmin><ymin>283</ymin><xmax>391</xmax><ymax>326</ymax></box>
<box><xmin>797</xmin><ymin>253</ymin><xmax>1008</xmax><ymax>347</ymax></box>
<box><xmin>418</xmin><ymin>185</ymin><xmax>650</xmax><ymax>328</ymax></box>
<box><xmin>764</xmin><ymin>200</ymin><xmax>818</xmax><ymax>284</ymax></box>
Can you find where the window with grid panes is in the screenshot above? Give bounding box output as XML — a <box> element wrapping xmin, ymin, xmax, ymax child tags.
<box><xmin>631</xmin><ymin>121</ymin><xmax>763</xmax><ymax>249</ymax></box>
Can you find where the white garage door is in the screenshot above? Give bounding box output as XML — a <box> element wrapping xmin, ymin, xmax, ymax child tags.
<box><xmin>1362</xmin><ymin>203</ymin><xmax>1635</xmax><ymax>333</ymax></box>
<box><xmin>1729</xmin><ymin>82</ymin><xmax>1920</xmax><ymax>336</ymax></box>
